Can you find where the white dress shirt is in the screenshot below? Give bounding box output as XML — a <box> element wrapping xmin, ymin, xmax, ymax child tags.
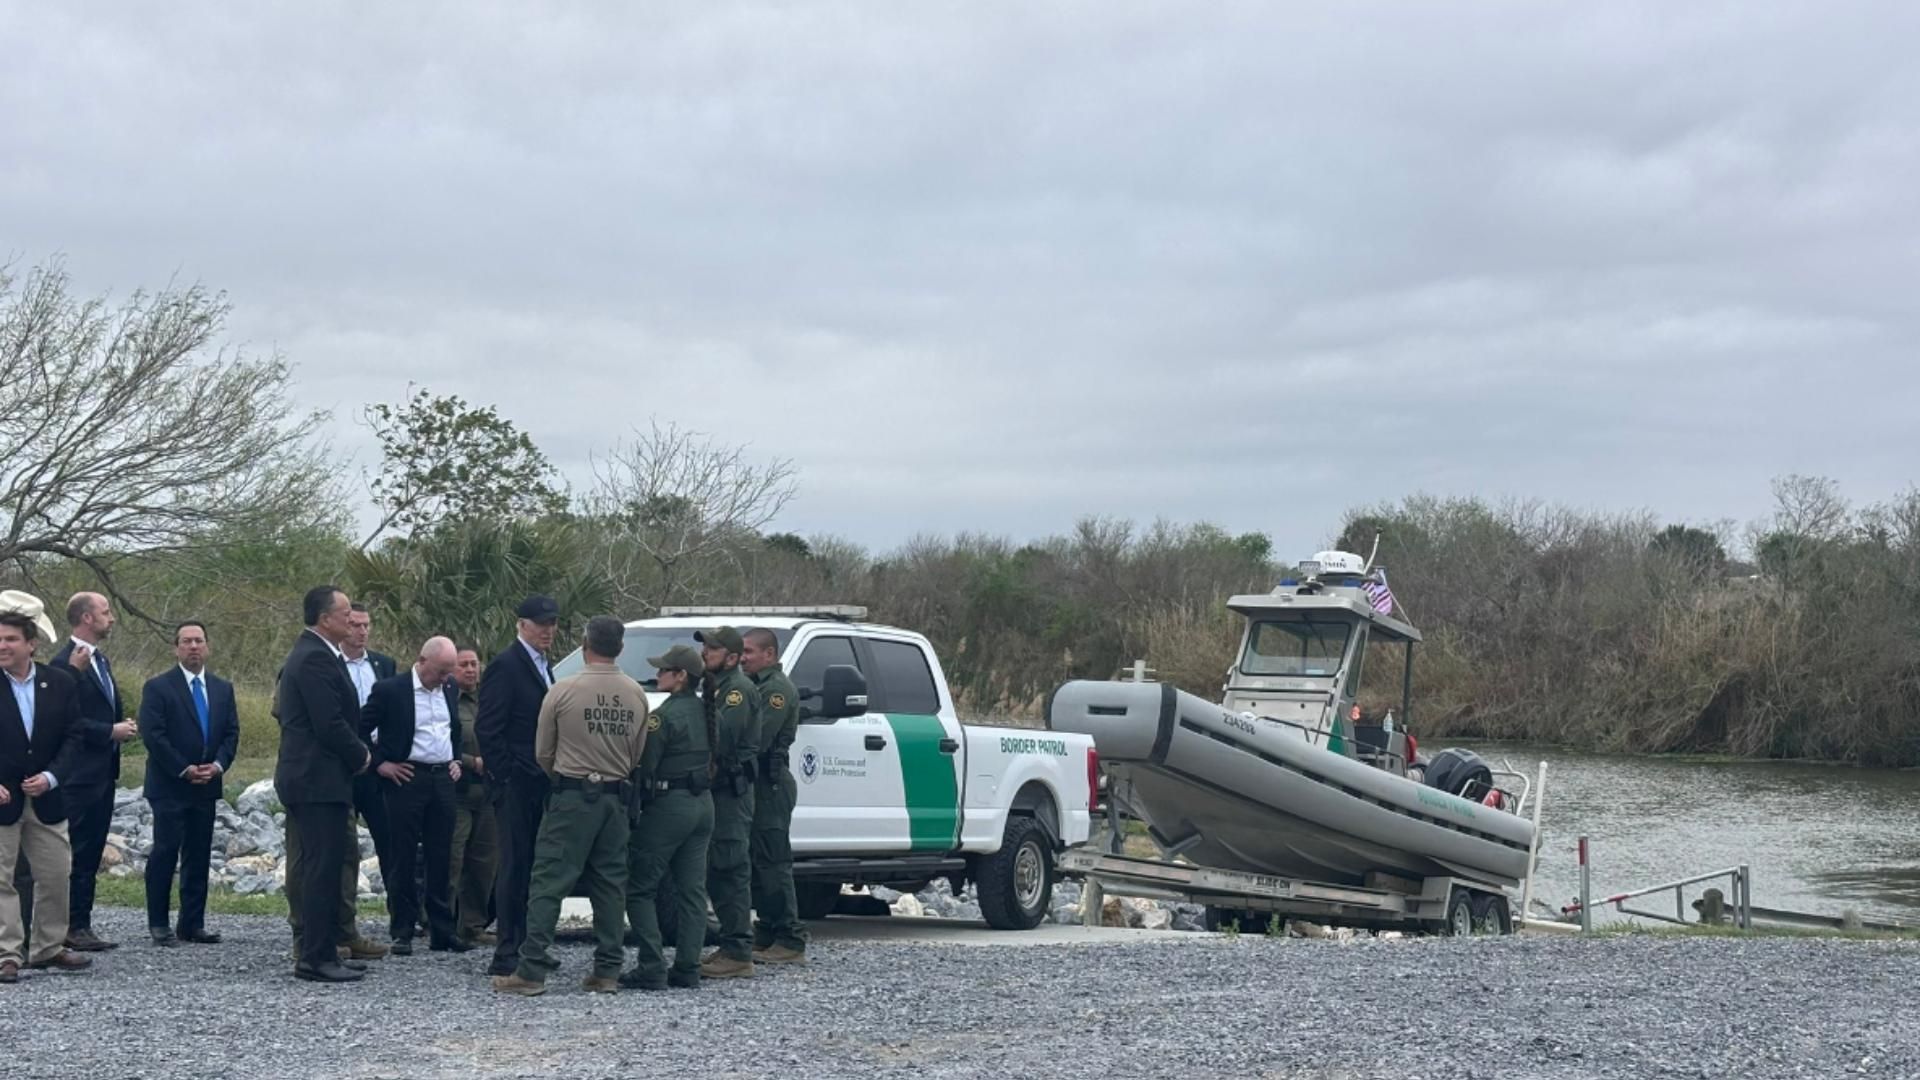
<box><xmin>6</xmin><ymin>666</ymin><xmax>57</xmax><ymax>791</ymax></box>
<box><xmin>408</xmin><ymin>670</ymin><xmax>454</xmax><ymax>765</ymax></box>
<box><xmin>343</xmin><ymin>652</ymin><xmax>377</xmax><ymax>707</ymax></box>
<box><xmin>519</xmin><ymin>638</ymin><xmax>551</xmax><ymax>686</ymax></box>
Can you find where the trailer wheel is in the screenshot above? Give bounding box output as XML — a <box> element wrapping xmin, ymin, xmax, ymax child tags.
<box><xmin>1440</xmin><ymin>887</ymin><xmax>1475</xmax><ymax>937</ymax></box>
<box><xmin>797</xmin><ymin>880</ymin><xmax>843</xmax><ymax>920</ymax></box>
<box><xmin>1471</xmin><ymin>893</ymin><xmax>1513</xmax><ymax>936</ymax></box>
<box><xmin>976</xmin><ymin>815</ymin><xmax>1052</xmax><ymax>930</ymax></box>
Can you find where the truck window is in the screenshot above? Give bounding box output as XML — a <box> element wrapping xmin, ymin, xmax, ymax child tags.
<box><xmin>790</xmin><ymin>634</ymin><xmax>860</xmax><ymax>695</ymax></box>
<box><xmin>866</xmin><ymin>639</ymin><xmax>941</xmax><ymax>715</ymax></box>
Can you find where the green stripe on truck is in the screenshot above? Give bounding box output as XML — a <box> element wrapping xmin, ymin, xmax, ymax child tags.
<box><xmin>884</xmin><ymin>713</ymin><xmax>960</xmax><ymax>851</ymax></box>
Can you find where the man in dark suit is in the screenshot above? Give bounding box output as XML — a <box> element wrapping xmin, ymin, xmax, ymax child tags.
<box><xmin>342</xmin><ymin>603</ymin><xmax>398</xmax><ymax>908</ymax></box>
<box><xmin>274</xmin><ymin>585</ymin><xmax>373</xmax><ymax>984</ymax></box>
<box><xmin>48</xmin><ymin>592</ymin><xmax>139</xmax><ymax>953</ymax></box>
<box><xmin>475</xmin><ymin>594</ymin><xmax>558</xmax><ymax>976</ymax></box>
<box><xmin>138</xmin><ymin>621</ymin><xmax>240</xmax><ymax>946</ymax></box>
<box><xmin>0</xmin><ymin>591</ymin><xmax>93</xmax><ymax>982</ymax></box>
<box><xmin>364</xmin><ymin>636</ymin><xmax>467</xmax><ymax>954</ymax></box>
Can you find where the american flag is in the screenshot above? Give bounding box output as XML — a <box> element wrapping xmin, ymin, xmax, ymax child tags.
<box><xmin>1362</xmin><ymin>569</ymin><xmax>1395</xmax><ymax>615</ymax></box>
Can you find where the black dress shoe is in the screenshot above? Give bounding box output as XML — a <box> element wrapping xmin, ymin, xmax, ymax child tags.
<box><xmin>66</xmin><ymin>929</ymin><xmax>117</xmax><ymax>952</ymax></box>
<box><xmin>294</xmin><ymin>961</ymin><xmax>364</xmax><ymax>983</ymax></box>
<box><xmin>150</xmin><ymin>929</ymin><xmax>180</xmax><ymax>947</ymax></box>
<box><xmin>342</xmin><ymin>958</ymin><xmax>369</xmax><ymax>972</ymax></box>
<box><xmin>430</xmin><ymin>938</ymin><xmax>475</xmax><ymax>953</ymax></box>
<box><xmin>177</xmin><ymin>929</ymin><xmax>222</xmax><ymax>945</ymax></box>
<box><xmin>389</xmin><ymin>938</ymin><xmax>414</xmax><ymax>956</ymax></box>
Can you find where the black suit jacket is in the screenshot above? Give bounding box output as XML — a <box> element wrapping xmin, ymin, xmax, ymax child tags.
<box><xmin>0</xmin><ymin>663</ymin><xmax>86</xmax><ymax>826</ymax></box>
<box><xmin>474</xmin><ymin>641</ymin><xmax>552</xmax><ymax>787</ymax></box>
<box><xmin>139</xmin><ymin>667</ymin><xmax>241</xmax><ymax>804</ymax></box>
<box><xmin>273</xmin><ymin>630</ymin><xmax>368</xmax><ymax>806</ymax></box>
<box><xmin>49</xmin><ymin>638</ymin><xmax>122</xmax><ymax>788</ymax></box>
<box><xmin>363</xmin><ymin>671</ymin><xmax>463</xmax><ymax>767</ymax></box>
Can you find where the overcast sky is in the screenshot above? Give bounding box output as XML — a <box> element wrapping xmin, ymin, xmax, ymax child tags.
<box><xmin>6</xmin><ymin>3</ymin><xmax>1916</xmax><ymax>559</ymax></box>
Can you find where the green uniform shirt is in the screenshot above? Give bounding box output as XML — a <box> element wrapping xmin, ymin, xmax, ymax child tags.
<box><xmin>638</xmin><ymin>689</ymin><xmax>710</xmax><ymax>784</ymax></box>
<box><xmin>707</xmin><ymin>665</ymin><xmax>760</xmax><ymax>772</ymax></box>
<box><xmin>750</xmin><ymin>663</ymin><xmax>799</xmax><ymax>759</ymax></box>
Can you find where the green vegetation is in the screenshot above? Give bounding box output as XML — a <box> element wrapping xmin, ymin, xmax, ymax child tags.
<box><xmin>91</xmin><ymin>873</ymin><xmax>385</xmax><ymax>920</ymax></box>
<box><xmin>6</xmin><ymin>261</ymin><xmax>1918</xmax><ymax>771</ymax></box>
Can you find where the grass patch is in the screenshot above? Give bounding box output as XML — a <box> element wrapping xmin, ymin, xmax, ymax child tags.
<box><xmin>93</xmin><ymin>873</ymin><xmax>387</xmax><ymax>920</ymax></box>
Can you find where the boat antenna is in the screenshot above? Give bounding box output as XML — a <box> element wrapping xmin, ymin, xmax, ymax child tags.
<box><xmin>1362</xmin><ymin>529</ymin><xmax>1382</xmax><ymax>575</ymax></box>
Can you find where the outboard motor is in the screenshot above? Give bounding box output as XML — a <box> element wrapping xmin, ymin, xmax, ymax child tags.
<box><xmin>1424</xmin><ymin>748</ymin><xmax>1495</xmax><ymax>802</ymax></box>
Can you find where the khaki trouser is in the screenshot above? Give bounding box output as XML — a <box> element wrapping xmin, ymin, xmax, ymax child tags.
<box><xmin>0</xmin><ymin>800</ymin><xmax>73</xmax><ymax>966</ymax></box>
<box><xmin>449</xmin><ymin>781</ymin><xmax>497</xmax><ymax>940</ymax></box>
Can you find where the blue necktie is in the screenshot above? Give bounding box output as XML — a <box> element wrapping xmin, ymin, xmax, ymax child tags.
<box><xmin>191</xmin><ymin>675</ymin><xmax>210</xmax><ymax>746</ymax></box>
<box><xmin>95</xmin><ymin>650</ymin><xmax>114</xmax><ymax>705</ymax></box>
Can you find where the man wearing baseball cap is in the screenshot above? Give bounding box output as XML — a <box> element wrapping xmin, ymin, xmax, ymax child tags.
<box><xmin>693</xmin><ymin>626</ymin><xmax>760</xmax><ymax>979</ymax></box>
<box><xmin>475</xmin><ymin>595</ymin><xmax>560</xmax><ymax>976</ymax></box>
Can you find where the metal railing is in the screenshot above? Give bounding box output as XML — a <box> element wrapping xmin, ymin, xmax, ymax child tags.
<box><xmin>1560</xmin><ymin>834</ymin><xmax>1753</xmax><ymax>931</ymax></box>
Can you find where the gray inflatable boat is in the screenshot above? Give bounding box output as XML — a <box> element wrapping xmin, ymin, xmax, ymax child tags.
<box><xmin>1048</xmin><ymin>550</ymin><xmax>1536</xmax><ymax>890</ymax></box>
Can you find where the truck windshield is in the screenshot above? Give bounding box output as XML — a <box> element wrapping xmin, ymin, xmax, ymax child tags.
<box><xmin>551</xmin><ymin>627</ymin><xmax>794</xmax><ymax>686</ymax></box>
<box><xmin>1242</xmin><ymin>618</ymin><xmax>1352</xmax><ymax>677</ymax></box>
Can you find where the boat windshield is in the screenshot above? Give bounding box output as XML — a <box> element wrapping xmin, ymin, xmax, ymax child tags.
<box><xmin>1242</xmin><ymin>618</ymin><xmax>1353</xmax><ymax>677</ymax></box>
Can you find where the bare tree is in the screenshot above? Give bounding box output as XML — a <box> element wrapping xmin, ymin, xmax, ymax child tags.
<box><xmin>586</xmin><ymin>421</ymin><xmax>798</xmax><ymax>609</ymax></box>
<box><xmin>0</xmin><ymin>260</ymin><xmax>336</xmax><ymax>619</ymax></box>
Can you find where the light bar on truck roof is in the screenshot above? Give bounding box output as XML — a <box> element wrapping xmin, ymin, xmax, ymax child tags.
<box><xmin>656</xmin><ymin>605</ymin><xmax>869</xmax><ymax>622</ymax></box>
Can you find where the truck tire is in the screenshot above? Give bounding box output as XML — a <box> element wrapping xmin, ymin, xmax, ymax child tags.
<box><xmin>977</xmin><ymin>816</ymin><xmax>1052</xmax><ymax>930</ymax></box>
<box><xmin>797</xmin><ymin>880</ymin><xmax>843</xmax><ymax>920</ymax></box>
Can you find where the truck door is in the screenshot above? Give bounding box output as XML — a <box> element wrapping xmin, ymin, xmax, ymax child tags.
<box><xmin>856</xmin><ymin>636</ymin><xmax>964</xmax><ymax>853</ymax></box>
<box><xmin>787</xmin><ymin>633</ymin><xmax>908</xmax><ymax>853</ymax></box>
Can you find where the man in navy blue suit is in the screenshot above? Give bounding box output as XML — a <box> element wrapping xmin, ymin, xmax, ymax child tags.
<box><xmin>48</xmin><ymin>592</ymin><xmax>140</xmax><ymax>953</ymax></box>
<box><xmin>138</xmin><ymin>622</ymin><xmax>240</xmax><ymax>946</ymax></box>
<box><xmin>475</xmin><ymin>595</ymin><xmax>559</xmax><ymax>976</ymax></box>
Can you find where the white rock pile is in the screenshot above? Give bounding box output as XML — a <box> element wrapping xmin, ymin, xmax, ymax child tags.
<box><xmin>103</xmin><ymin>780</ymin><xmax>387</xmax><ymax>901</ymax></box>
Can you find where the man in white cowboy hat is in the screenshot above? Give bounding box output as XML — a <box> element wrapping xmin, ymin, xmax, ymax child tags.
<box><xmin>0</xmin><ymin>590</ymin><xmax>93</xmax><ymax>983</ymax></box>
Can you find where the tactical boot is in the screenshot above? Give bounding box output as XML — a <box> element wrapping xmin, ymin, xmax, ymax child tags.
<box><xmin>698</xmin><ymin>952</ymin><xmax>754</xmax><ymax>979</ymax></box>
<box><xmin>491</xmin><ymin>974</ymin><xmax>547</xmax><ymax>997</ymax></box>
<box><xmin>618</xmin><ymin>968</ymin><xmax>667</xmax><ymax>991</ymax></box>
<box><xmin>345</xmin><ymin>937</ymin><xmax>390</xmax><ymax>960</ymax></box>
<box><xmin>580</xmin><ymin>974</ymin><xmax>620</xmax><ymax>994</ymax></box>
<box><xmin>667</xmin><ymin>968</ymin><xmax>702</xmax><ymax>990</ymax></box>
<box><xmin>752</xmin><ymin>944</ymin><xmax>806</xmax><ymax>965</ymax></box>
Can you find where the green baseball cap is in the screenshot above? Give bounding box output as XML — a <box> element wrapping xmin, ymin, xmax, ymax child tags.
<box><xmin>648</xmin><ymin>644</ymin><xmax>705</xmax><ymax>679</ymax></box>
<box><xmin>695</xmin><ymin>625</ymin><xmax>744</xmax><ymax>654</ymax></box>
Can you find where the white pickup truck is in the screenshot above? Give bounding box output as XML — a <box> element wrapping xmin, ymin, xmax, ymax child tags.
<box><xmin>552</xmin><ymin>606</ymin><xmax>1096</xmax><ymax>929</ymax></box>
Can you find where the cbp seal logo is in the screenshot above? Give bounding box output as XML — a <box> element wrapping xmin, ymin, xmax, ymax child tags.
<box><xmin>770</xmin><ymin>693</ymin><xmax>787</xmax><ymax>711</ymax></box>
<box><xmin>725</xmin><ymin>689</ymin><xmax>745</xmax><ymax>707</ymax></box>
<box><xmin>799</xmin><ymin>746</ymin><xmax>819</xmax><ymax>784</ymax></box>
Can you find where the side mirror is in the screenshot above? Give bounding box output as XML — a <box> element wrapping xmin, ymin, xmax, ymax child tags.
<box><xmin>800</xmin><ymin>664</ymin><xmax>869</xmax><ymax>721</ymax></box>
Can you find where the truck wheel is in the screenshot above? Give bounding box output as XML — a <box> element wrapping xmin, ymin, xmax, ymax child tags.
<box><xmin>977</xmin><ymin>816</ymin><xmax>1052</xmax><ymax>930</ymax></box>
<box><xmin>797</xmin><ymin>881</ymin><xmax>843</xmax><ymax>920</ymax></box>
<box><xmin>1471</xmin><ymin>893</ymin><xmax>1514</xmax><ymax>935</ymax></box>
<box><xmin>1440</xmin><ymin>887</ymin><xmax>1475</xmax><ymax>937</ymax></box>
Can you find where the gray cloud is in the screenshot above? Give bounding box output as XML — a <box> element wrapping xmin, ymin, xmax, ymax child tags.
<box><xmin>5</xmin><ymin>2</ymin><xmax>1915</xmax><ymax>558</ymax></box>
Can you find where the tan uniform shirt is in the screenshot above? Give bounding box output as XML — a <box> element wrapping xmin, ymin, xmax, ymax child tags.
<box><xmin>534</xmin><ymin>661</ymin><xmax>649</xmax><ymax>781</ymax></box>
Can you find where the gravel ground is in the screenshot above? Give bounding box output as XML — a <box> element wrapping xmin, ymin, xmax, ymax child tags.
<box><xmin>3</xmin><ymin>906</ymin><xmax>1915</xmax><ymax>1079</ymax></box>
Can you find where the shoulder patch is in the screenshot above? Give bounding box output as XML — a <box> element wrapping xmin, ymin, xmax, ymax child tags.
<box><xmin>646</xmin><ymin>713</ymin><xmax>661</xmax><ymax>733</ymax></box>
<box><xmin>725</xmin><ymin>689</ymin><xmax>745</xmax><ymax>707</ymax></box>
<box><xmin>769</xmin><ymin>693</ymin><xmax>786</xmax><ymax>711</ymax></box>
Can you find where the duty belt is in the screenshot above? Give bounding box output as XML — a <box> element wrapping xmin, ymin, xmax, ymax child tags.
<box><xmin>756</xmin><ymin>750</ymin><xmax>789</xmax><ymax>780</ymax></box>
<box><xmin>554</xmin><ymin>774</ymin><xmax>629</xmax><ymax>797</ymax></box>
<box><xmin>650</xmin><ymin>774</ymin><xmax>708</xmax><ymax>793</ymax></box>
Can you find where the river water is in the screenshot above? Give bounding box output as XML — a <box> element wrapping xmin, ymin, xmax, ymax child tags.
<box><xmin>1460</xmin><ymin>741</ymin><xmax>1920</xmax><ymax>925</ymax></box>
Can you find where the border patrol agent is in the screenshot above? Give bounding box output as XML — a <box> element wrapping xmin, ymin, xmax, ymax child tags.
<box><xmin>742</xmin><ymin>627</ymin><xmax>806</xmax><ymax>964</ymax></box>
<box><xmin>493</xmin><ymin>616</ymin><xmax>648</xmax><ymax>997</ymax></box>
<box><xmin>694</xmin><ymin>626</ymin><xmax>759</xmax><ymax>979</ymax></box>
<box><xmin>619</xmin><ymin>645</ymin><xmax>714</xmax><ymax>990</ymax></box>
